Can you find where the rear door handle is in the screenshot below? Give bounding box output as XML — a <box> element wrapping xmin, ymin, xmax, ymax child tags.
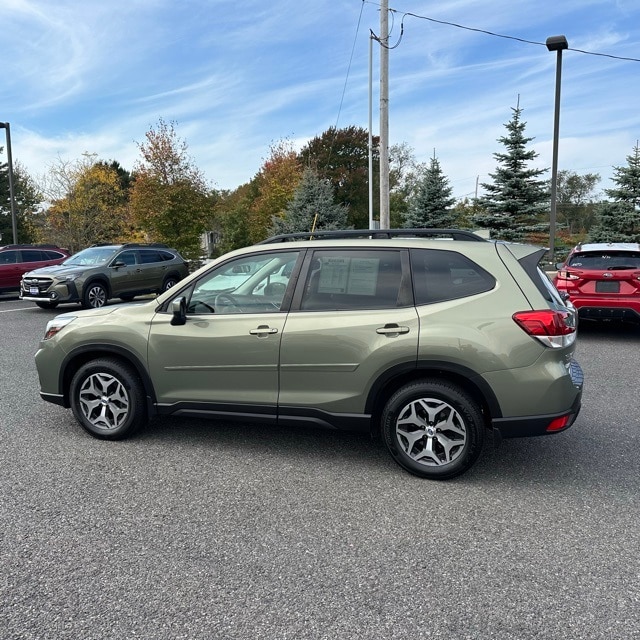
<box><xmin>376</xmin><ymin>324</ymin><xmax>410</xmax><ymax>336</ymax></box>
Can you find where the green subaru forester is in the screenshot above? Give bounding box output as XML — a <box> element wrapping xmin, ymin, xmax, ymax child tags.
<box><xmin>35</xmin><ymin>229</ymin><xmax>583</xmax><ymax>480</ymax></box>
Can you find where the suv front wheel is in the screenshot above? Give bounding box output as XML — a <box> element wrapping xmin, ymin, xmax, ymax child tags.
<box><xmin>83</xmin><ymin>282</ymin><xmax>108</xmax><ymax>308</ymax></box>
<box><xmin>382</xmin><ymin>380</ymin><xmax>485</xmax><ymax>480</ymax></box>
<box><xmin>70</xmin><ymin>358</ymin><xmax>146</xmax><ymax>440</ymax></box>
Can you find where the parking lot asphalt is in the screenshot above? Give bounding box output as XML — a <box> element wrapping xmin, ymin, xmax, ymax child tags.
<box><xmin>1</xmin><ymin>296</ymin><xmax>639</xmax><ymax>639</ymax></box>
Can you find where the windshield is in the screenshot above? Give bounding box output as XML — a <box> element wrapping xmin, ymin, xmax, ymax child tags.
<box><xmin>64</xmin><ymin>247</ymin><xmax>117</xmax><ymax>266</ymax></box>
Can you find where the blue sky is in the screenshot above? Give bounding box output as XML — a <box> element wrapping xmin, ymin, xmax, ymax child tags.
<box><xmin>2</xmin><ymin>0</ymin><xmax>640</xmax><ymax>202</ymax></box>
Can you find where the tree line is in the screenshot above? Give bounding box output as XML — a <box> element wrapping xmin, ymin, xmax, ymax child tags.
<box><xmin>1</xmin><ymin>107</ymin><xmax>639</xmax><ymax>262</ymax></box>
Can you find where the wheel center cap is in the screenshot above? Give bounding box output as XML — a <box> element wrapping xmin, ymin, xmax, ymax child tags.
<box><xmin>101</xmin><ymin>396</ymin><xmax>109</xmax><ymax>406</ymax></box>
<box><xmin>426</xmin><ymin>425</ymin><xmax>436</xmax><ymax>437</ymax></box>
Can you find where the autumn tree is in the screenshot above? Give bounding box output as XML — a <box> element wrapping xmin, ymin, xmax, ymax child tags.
<box><xmin>0</xmin><ymin>155</ymin><xmax>42</xmax><ymax>244</ymax></box>
<box><xmin>130</xmin><ymin>119</ymin><xmax>214</xmax><ymax>260</ymax></box>
<box><xmin>39</xmin><ymin>154</ymin><xmax>130</xmax><ymax>252</ymax></box>
<box><xmin>248</xmin><ymin>139</ymin><xmax>303</xmax><ymax>243</ymax></box>
<box><xmin>474</xmin><ymin>104</ymin><xmax>548</xmax><ymax>240</ymax></box>
<box><xmin>216</xmin><ymin>183</ymin><xmax>256</xmax><ymax>254</ymax></box>
<box><xmin>299</xmin><ymin>126</ymin><xmax>378</xmax><ymax>229</ymax></box>
<box><xmin>553</xmin><ymin>170</ymin><xmax>601</xmax><ymax>234</ymax></box>
<box><xmin>270</xmin><ymin>168</ymin><xmax>349</xmax><ymax>235</ymax></box>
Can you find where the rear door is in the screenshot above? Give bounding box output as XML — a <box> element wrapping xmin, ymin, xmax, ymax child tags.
<box><xmin>278</xmin><ymin>248</ymin><xmax>419</xmax><ymax>421</ymax></box>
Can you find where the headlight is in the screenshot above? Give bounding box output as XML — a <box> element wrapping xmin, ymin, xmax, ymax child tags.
<box><xmin>43</xmin><ymin>315</ymin><xmax>77</xmax><ymax>340</ymax></box>
<box><xmin>59</xmin><ymin>273</ymin><xmax>81</xmax><ymax>282</ymax></box>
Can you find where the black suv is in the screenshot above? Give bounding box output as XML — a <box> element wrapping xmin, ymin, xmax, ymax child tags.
<box><xmin>0</xmin><ymin>244</ymin><xmax>69</xmax><ymax>293</ymax></box>
<box><xmin>21</xmin><ymin>243</ymin><xmax>189</xmax><ymax>309</ymax></box>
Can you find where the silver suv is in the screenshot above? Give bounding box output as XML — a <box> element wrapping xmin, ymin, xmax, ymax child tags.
<box><xmin>21</xmin><ymin>243</ymin><xmax>189</xmax><ymax>309</ymax></box>
<box><xmin>34</xmin><ymin>229</ymin><xmax>583</xmax><ymax>479</ymax></box>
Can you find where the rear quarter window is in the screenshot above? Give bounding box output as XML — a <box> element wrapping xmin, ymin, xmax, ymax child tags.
<box><xmin>410</xmin><ymin>249</ymin><xmax>496</xmax><ymax>305</ymax></box>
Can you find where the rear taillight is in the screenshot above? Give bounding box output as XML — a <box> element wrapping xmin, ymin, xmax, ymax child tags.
<box><xmin>556</xmin><ymin>270</ymin><xmax>580</xmax><ymax>280</ymax></box>
<box><xmin>512</xmin><ymin>310</ymin><xmax>576</xmax><ymax>348</ymax></box>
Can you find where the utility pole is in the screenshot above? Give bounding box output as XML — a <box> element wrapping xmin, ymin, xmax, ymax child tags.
<box><xmin>379</xmin><ymin>0</ymin><xmax>390</xmax><ymax>229</ymax></box>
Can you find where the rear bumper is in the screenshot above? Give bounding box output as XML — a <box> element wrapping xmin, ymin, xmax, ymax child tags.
<box><xmin>492</xmin><ymin>359</ymin><xmax>583</xmax><ymax>439</ymax></box>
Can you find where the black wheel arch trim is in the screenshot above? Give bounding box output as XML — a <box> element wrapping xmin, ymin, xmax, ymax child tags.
<box><xmin>365</xmin><ymin>359</ymin><xmax>503</xmax><ymax>418</ymax></box>
<box><xmin>57</xmin><ymin>343</ymin><xmax>157</xmax><ymax>413</ymax></box>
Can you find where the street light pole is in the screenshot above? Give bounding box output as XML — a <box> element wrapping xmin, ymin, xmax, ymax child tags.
<box><xmin>0</xmin><ymin>122</ymin><xmax>19</xmax><ymax>244</ymax></box>
<box><xmin>546</xmin><ymin>35</ymin><xmax>568</xmax><ymax>267</ymax></box>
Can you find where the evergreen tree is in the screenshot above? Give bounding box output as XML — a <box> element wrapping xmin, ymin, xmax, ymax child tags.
<box><xmin>270</xmin><ymin>168</ymin><xmax>349</xmax><ymax>235</ymax></box>
<box><xmin>605</xmin><ymin>142</ymin><xmax>640</xmax><ymax>208</ymax></box>
<box><xmin>403</xmin><ymin>154</ymin><xmax>456</xmax><ymax>228</ymax></box>
<box><xmin>589</xmin><ymin>143</ymin><xmax>640</xmax><ymax>242</ymax></box>
<box><xmin>589</xmin><ymin>201</ymin><xmax>640</xmax><ymax>242</ymax></box>
<box><xmin>474</xmin><ymin>103</ymin><xmax>548</xmax><ymax>240</ymax></box>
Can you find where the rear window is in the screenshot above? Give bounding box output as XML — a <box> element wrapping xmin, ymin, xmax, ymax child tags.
<box><xmin>410</xmin><ymin>249</ymin><xmax>495</xmax><ymax>305</ymax></box>
<box><xmin>568</xmin><ymin>251</ymin><xmax>640</xmax><ymax>269</ymax></box>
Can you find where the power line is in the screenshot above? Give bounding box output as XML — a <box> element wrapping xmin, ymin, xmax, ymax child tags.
<box><xmin>365</xmin><ymin>1</ymin><xmax>640</xmax><ymax>62</ymax></box>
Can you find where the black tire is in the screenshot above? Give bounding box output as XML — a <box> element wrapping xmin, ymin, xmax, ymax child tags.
<box><xmin>82</xmin><ymin>282</ymin><xmax>108</xmax><ymax>309</ymax></box>
<box><xmin>381</xmin><ymin>379</ymin><xmax>485</xmax><ymax>480</ymax></box>
<box><xmin>162</xmin><ymin>275</ymin><xmax>179</xmax><ymax>292</ymax></box>
<box><xmin>69</xmin><ymin>358</ymin><xmax>147</xmax><ymax>440</ymax></box>
<box><xmin>36</xmin><ymin>301</ymin><xmax>59</xmax><ymax>309</ymax></box>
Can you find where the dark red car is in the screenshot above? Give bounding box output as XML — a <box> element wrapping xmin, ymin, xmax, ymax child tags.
<box><xmin>554</xmin><ymin>242</ymin><xmax>640</xmax><ymax>322</ymax></box>
<box><xmin>0</xmin><ymin>244</ymin><xmax>69</xmax><ymax>293</ymax></box>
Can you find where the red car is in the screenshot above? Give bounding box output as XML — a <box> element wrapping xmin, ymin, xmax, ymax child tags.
<box><xmin>0</xmin><ymin>244</ymin><xmax>69</xmax><ymax>293</ymax></box>
<box><xmin>554</xmin><ymin>242</ymin><xmax>640</xmax><ymax>322</ymax></box>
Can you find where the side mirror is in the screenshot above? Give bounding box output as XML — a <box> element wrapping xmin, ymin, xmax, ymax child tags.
<box><xmin>112</xmin><ymin>260</ymin><xmax>126</xmax><ymax>268</ymax></box>
<box><xmin>170</xmin><ymin>296</ymin><xmax>187</xmax><ymax>325</ymax></box>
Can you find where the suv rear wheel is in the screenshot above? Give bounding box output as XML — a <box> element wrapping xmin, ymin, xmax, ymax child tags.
<box><xmin>70</xmin><ymin>358</ymin><xmax>146</xmax><ymax>440</ymax></box>
<box><xmin>382</xmin><ymin>380</ymin><xmax>484</xmax><ymax>480</ymax></box>
<box><xmin>162</xmin><ymin>275</ymin><xmax>179</xmax><ymax>291</ymax></box>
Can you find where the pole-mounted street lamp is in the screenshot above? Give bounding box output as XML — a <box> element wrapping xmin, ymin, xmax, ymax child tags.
<box><xmin>0</xmin><ymin>122</ymin><xmax>19</xmax><ymax>244</ymax></box>
<box><xmin>546</xmin><ymin>35</ymin><xmax>568</xmax><ymax>267</ymax></box>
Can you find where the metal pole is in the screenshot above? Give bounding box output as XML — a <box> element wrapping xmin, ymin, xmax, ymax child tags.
<box><xmin>546</xmin><ymin>35</ymin><xmax>568</xmax><ymax>266</ymax></box>
<box><xmin>379</xmin><ymin>0</ymin><xmax>390</xmax><ymax>229</ymax></box>
<box><xmin>368</xmin><ymin>33</ymin><xmax>374</xmax><ymax>229</ymax></box>
<box><xmin>0</xmin><ymin>123</ymin><xmax>18</xmax><ymax>244</ymax></box>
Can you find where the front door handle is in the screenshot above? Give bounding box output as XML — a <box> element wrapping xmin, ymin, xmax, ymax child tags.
<box><xmin>249</xmin><ymin>325</ymin><xmax>279</xmax><ymax>337</ymax></box>
<box><xmin>376</xmin><ymin>324</ymin><xmax>410</xmax><ymax>336</ymax></box>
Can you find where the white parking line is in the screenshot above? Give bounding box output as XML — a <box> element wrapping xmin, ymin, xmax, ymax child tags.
<box><xmin>0</xmin><ymin>305</ymin><xmax>38</xmax><ymax>313</ymax></box>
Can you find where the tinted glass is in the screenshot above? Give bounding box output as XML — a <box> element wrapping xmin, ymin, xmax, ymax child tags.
<box><xmin>43</xmin><ymin>250</ymin><xmax>66</xmax><ymax>260</ymax></box>
<box><xmin>300</xmin><ymin>249</ymin><xmax>402</xmax><ymax>311</ymax></box>
<box><xmin>140</xmin><ymin>250</ymin><xmax>163</xmax><ymax>264</ymax></box>
<box><xmin>159</xmin><ymin>250</ymin><xmax>176</xmax><ymax>262</ymax></box>
<box><xmin>0</xmin><ymin>251</ymin><xmax>18</xmax><ymax>264</ymax></box>
<box><xmin>22</xmin><ymin>250</ymin><xmax>44</xmax><ymax>262</ymax></box>
<box><xmin>118</xmin><ymin>251</ymin><xmax>137</xmax><ymax>266</ymax></box>
<box><xmin>411</xmin><ymin>248</ymin><xmax>495</xmax><ymax>305</ymax></box>
<box><xmin>568</xmin><ymin>251</ymin><xmax>640</xmax><ymax>269</ymax></box>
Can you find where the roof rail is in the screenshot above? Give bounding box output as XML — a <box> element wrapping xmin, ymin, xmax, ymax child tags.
<box><xmin>1</xmin><ymin>243</ymin><xmax>62</xmax><ymax>249</ymax></box>
<box><xmin>89</xmin><ymin>242</ymin><xmax>169</xmax><ymax>248</ymax></box>
<box><xmin>259</xmin><ymin>228</ymin><xmax>486</xmax><ymax>244</ymax></box>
